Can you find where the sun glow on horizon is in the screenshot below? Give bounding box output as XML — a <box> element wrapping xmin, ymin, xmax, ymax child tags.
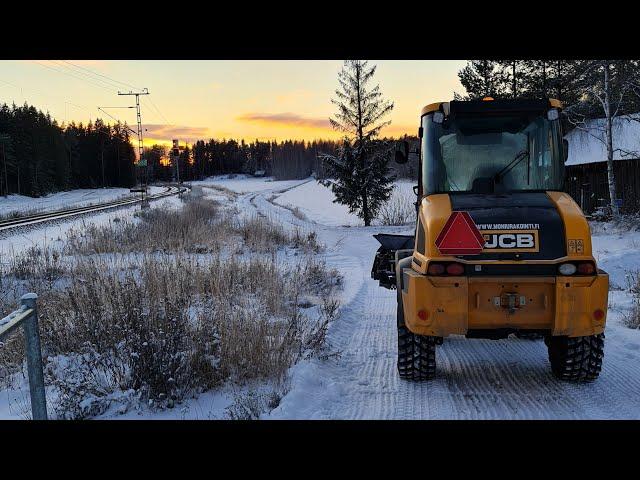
<box><xmin>1</xmin><ymin>60</ymin><xmax>465</xmax><ymax>145</ymax></box>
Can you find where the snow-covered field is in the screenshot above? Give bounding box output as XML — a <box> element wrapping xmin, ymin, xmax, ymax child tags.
<box><xmin>0</xmin><ymin>187</ymin><xmax>165</xmax><ymax>218</ymax></box>
<box><xmin>273</xmin><ymin>179</ymin><xmax>415</xmax><ymax>227</ymax></box>
<box><xmin>0</xmin><ymin>186</ymin><xmax>175</xmax><ymax>259</ymax></box>
<box><xmin>2</xmin><ymin>175</ymin><xmax>640</xmax><ymax>420</ymax></box>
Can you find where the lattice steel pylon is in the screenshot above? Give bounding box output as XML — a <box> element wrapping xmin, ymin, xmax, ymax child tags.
<box><xmin>118</xmin><ymin>88</ymin><xmax>150</xmax><ymax>190</ymax></box>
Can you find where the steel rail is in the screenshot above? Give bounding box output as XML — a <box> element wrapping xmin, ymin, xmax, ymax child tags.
<box><xmin>0</xmin><ymin>186</ymin><xmax>187</xmax><ymax>232</ymax></box>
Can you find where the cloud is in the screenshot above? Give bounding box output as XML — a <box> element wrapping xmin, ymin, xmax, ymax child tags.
<box><xmin>237</xmin><ymin>112</ymin><xmax>330</xmax><ymax>130</ymax></box>
<box><xmin>143</xmin><ymin>124</ymin><xmax>212</xmax><ymax>142</ymax></box>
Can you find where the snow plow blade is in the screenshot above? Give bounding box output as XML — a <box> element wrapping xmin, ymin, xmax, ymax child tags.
<box><xmin>371</xmin><ymin>234</ymin><xmax>414</xmax><ymax>289</ymax></box>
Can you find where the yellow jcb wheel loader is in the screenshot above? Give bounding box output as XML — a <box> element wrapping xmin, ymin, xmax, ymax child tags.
<box><xmin>372</xmin><ymin>98</ymin><xmax>609</xmax><ymax>382</ymax></box>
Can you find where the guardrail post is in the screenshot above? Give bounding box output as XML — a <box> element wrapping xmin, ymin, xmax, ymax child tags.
<box><xmin>20</xmin><ymin>293</ymin><xmax>47</xmax><ymax>420</ymax></box>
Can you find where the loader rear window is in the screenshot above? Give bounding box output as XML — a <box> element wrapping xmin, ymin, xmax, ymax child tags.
<box><xmin>421</xmin><ymin>111</ymin><xmax>564</xmax><ymax>195</ymax></box>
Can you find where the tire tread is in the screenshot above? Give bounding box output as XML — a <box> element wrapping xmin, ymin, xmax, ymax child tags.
<box><xmin>548</xmin><ymin>333</ymin><xmax>604</xmax><ymax>382</ymax></box>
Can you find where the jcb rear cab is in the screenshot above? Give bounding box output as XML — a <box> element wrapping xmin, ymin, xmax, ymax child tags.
<box><xmin>372</xmin><ymin>98</ymin><xmax>608</xmax><ymax>382</ymax></box>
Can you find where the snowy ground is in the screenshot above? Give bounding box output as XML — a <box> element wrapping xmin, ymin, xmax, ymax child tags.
<box><xmin>0</xmin><ymin>186</ymin><xmax>169</xmax><ymax>258</ymax></box>
<box><xmin>0</xmin><ymin>187</ymin><xmax>164</xmax><ymax>218</ymax></box>
<box><xmin>272</xmin><ymin>179</ymin><xmax>415</xmax><ymax>227</ymax></box>
<box><xmin>2</xmin><ymin>175</ymin><xmax>640</xmax><ymax>419</ymax></box>
<box><xmin>198</xmin><ymin>175</ymin><xmax>640</xmax><ymax>420</ymax></box>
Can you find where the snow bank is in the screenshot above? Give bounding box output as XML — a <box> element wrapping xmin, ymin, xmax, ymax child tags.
<box><xmin>591</xmin><ymin>224</ymin><xmax>640</xmax><ymax>289</ymax></box>
<box><xmin>273</xmin><ymin>179</ymin><xmax>416</xmax><ymax>227</ymax></box>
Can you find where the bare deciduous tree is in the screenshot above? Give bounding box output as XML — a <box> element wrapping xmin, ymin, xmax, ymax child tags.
<box><xmin>565</xmin><ymin>60</ymin><xmax>640</xmax><ymax>216</ymax></box>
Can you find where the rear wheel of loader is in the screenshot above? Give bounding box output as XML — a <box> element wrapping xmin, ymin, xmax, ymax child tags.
<box><xmin>547</xmin><ymin>333</ymin><xmax>604</xmax><ymax>381</ymax></box>
<box><xmin>396</xmin><ymin>290</ymin><xmax>437</xmax><ymax>381</ymax></box>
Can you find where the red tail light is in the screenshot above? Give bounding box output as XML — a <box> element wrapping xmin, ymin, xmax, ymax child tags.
<box><xmin>593</xmin><ymin>309</ymin><xmax>605</xmax><ymax>321</ymax></box>
<box><xmin>427</xmin><ymin>262</ymin><xmax>465</xmax><ymax>276</ymax></box>
<box><xmin>577</xmin><ymin>262</ymin><xmax>595</xmax><ymax>275</ymax></box>
<box><xmin>446</xmin><ymin>263</ymin><xmax>465</xmax><ymax>276</ymax></box>
<box><xmin>428</xmin><ymin>263</ymin><xmax>445</xmax><ymax>275</ymax></box>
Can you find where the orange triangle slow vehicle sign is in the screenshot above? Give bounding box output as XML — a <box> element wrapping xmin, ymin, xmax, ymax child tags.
<box><xmin>434</xmin><ymin>211</ymin><xmax>485</xmax><ymax>255</ymax></box>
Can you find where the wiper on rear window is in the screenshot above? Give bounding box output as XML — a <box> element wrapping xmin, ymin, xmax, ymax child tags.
<box><xmin>494</xmin><ymin>149</ymin><xmax>529</xmax><ymax>185</ymax></box>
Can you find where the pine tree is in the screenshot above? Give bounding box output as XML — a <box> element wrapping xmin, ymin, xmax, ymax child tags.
<box><xmin>457</xmin><ymin>60</ymin><xmax>507</xmax><ymax>99</ymax></box>
<box><xmin>320</xmin><ymin>60</ymin><xmax>395</xmax><ymax>226</ymax></box>
<box><xmin>497</xmin><ymin>60</ymin><xmax>527</xmax><ymax>98</ymax></box>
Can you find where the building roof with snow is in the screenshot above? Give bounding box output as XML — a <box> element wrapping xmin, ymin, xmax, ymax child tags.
<box><xmin>565</xmin><ymin>115</ymin><xmax>640</xmax><ymax>166</ymax></box>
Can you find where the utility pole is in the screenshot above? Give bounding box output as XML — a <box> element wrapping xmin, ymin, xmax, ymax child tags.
<box><xmin>0</xmin><ymin>134</ymin><xmax>10</xmax><ymax>198</ymax></box>
<box><xmin>118</xmin><ymin>88</ymin><xmax>150</xmax><ymax>193</ymax></box>
<box><xmin>101</xmin><ymin>129</ymin><xmax>105</xmax><ymax>188</ymax></box>
<box><xmin>2</xmin><ymin>142</ymin><xmax>7</xmax><ymax>198</ymax></box>
<box><xmin>172</xmin><ymin>139</ymin><xmax>180</xmax><ymax>183</ymax></box>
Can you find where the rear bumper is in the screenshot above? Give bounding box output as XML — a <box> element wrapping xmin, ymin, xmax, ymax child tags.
<box><xmin>400</xmin><ymin>270</ymin><xmax>609</xmax><ymax>338</ymax></box>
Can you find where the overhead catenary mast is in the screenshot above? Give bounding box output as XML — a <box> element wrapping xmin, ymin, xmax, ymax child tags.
<box><xmin>118</xmin><ymin>88</ymin><xmax>150</xmax><ymax>190</ymax></box>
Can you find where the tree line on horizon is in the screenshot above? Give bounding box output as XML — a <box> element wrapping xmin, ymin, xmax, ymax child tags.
<box><xmin>0</xmin><ymin>99</ymin><xmax>416</xmax><ymax>198</ymax></box>
<box><xmin>0</xmin><ymin>102</ymin><xmax>136</xmax><ymax>198</ymax></box>
<box><xmin>145</xmin><ymin>138</ymin><xmax>341</xmax><ymax>183</ymax></box>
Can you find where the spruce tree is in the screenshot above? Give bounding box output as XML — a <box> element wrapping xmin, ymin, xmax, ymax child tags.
<box><xmin>320</xmin><ymin>60</ymin><xmax>394</xmax><ymax>226</ymax></box>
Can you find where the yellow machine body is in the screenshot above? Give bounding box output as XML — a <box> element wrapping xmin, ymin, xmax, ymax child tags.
<box><xmin>400</xmin><ymin>192</ymin><xmax>609</xmax><ymax>338</ymax></box>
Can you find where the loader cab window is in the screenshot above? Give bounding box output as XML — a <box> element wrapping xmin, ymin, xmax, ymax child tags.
<box><xmin>421</xmin><ymin>109</ymin><xmax>564</xmax><ymax>195</ymax></box>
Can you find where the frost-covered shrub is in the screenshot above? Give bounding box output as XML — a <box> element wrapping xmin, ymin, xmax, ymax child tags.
<box><xmin>623</xmin><ymin>271</ymin><xmax>640</xmax><ymax>329</ymax></box>
<box><xmin>378</xmin><ymin>190</ymin><xmax>415</xmax><ymax>226</ymax></box>
<box><xmin>40</xmin><ymin>255</ymin><xmax>222</xmax><ymax>416</ymax></box>
<box><xmin>225</xmin><ymin>389</ymin><xmax>283</xmax><ymax>420</ymax></box>
<box><xmin>590</xmin><ymin>214</ymin><xmax>640</xmax><ymax>236</ymax></box>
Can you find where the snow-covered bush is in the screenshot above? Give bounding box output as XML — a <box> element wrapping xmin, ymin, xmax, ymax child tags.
<box><xmin>589</xmin><ymin>214</ymin><xmax>640</xmax><ymax>236</ymax></box>
<box><xmin>623</xmin><ymin>271</ymin><xmax>640</xmax><ymax>329</ymax></box>
<box><xmin>378</xmin><ymin>190</ymin><xmax>415</xmax><ymax>226</ymax></box>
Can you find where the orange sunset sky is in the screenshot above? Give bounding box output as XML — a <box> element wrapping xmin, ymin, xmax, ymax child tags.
<box><xmin>0</xmin><ymin>60</ymin><xmax>466</xmax><ymax>147</ymax></box>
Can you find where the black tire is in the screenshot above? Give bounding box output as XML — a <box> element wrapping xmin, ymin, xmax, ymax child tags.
<box><xmin>547</xmin><ymin>333</ymin><xmax>605</xmax><ymax>382</ymax></box>
<box><xmin>396</xmin><ymin>291</ymin><xmax>437</xmax><ymax>381</ymax></box>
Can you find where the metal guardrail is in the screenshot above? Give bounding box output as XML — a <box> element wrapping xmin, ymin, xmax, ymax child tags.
<box><xmin>0</xmin><ymin>293</ymin><xmax>47</xmax><ymax>420</ymax></box>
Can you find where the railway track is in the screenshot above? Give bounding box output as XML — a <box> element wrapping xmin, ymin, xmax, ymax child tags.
<box><xmin>0</xmin><ymin>185</ymin><xmax>187</xmax><ymax>232</ymax></box>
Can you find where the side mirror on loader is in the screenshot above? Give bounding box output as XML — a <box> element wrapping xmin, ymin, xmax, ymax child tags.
<box><xmin>395</xmin><ymin>140</ymin><xmax>409</xmax><ymax>164</ymax></box>
<box><xmin>562</xmin><ymin>139</ymin><xmax>569</xmax><ymax>163</ymax></box>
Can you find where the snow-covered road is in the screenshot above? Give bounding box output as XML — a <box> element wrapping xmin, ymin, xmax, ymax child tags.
<box><xmin>200</xmin><ymin>176</ymin><xmax>640</xmax><ymax>420</ymax></box>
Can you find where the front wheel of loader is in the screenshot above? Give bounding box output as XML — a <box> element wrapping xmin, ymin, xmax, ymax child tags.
<box><xmin>396</xmin><ymin>290</ymin><xmax>437</xmax><ymax>381</ymax></box>
<box><xmin>547</xmin><ymin>333</ymin><xmax>605</xmax><ymax>382</ymax></box>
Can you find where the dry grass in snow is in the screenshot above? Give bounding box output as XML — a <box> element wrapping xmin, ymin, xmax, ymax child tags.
<box><xmin>0</xmin><ymin>190</ymin><xmax>340</xmax><ymax>419</ymax></box>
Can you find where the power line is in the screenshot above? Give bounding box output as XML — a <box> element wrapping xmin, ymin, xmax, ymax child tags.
<box><xmin>0</xmin><ymin>77</ymin><xmax>93</xmax><ymax>118</ymax></box>
<box><xmin>97</xmin><ymin>107</ymin><xmax>138</xmax><ymax>135</ymax></box>
<box><xmin>32</xmin><ymin>61</ymin><xmax>116</xmax><ymax>93</ymax></box>
<box><xmin>51</xmin><ymin>60</ymin><xmax>124</xmax><ymax>91</ymax></box>
<box><xmin>143</xmin><ymin>96</ymin><xmax>171</xmax><ymax>125</ymax></box>
<box><xmin>60</xmin><ymin>61</ymin><xmax>142</xmax><ymax>92</ymax></box>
